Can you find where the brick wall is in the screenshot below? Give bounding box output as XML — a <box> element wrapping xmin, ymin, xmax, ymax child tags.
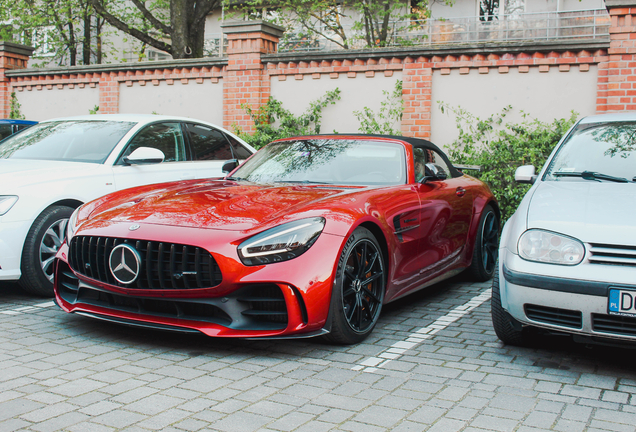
<box><xmin>0</xmin><ymin>2</ymin><xmax>633</xmax><ymax>138</ymax></box>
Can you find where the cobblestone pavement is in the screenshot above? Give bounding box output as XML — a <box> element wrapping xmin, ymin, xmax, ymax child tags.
<box><xmin>1</xmin><ymin>276</ymin><xmax>636</xmax><ymax>432</ymax></box>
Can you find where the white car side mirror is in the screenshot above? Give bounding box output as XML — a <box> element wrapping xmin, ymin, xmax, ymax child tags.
<box><xmin>515</xmin><ymin>165</ymin><xmax>537</xmax><ymax>184</ymax></box>
<box><xmin>124</xmin><ymin>147</ymin><xmax>165</xmax><ymax>165</ymax></box>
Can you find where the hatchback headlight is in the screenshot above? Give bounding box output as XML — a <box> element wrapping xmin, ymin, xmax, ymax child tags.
<box><xmin>66</xmin><ymin>206</ymin><xmax>82</xmax><ymax>241</ymax></box>
<box><xmin>238</xmin><ymin>217</ymin><xmax>325</xmax><ymax>266</ymax></box>
<box><xmin>0</xmin><ymin>196</ymin><xmax>18</xmax><ymax>216</ymax></box>
<box><xmin>518</xmin><ymin>229</ymin><xmax>584</xmax><ymax>265</ymax></box>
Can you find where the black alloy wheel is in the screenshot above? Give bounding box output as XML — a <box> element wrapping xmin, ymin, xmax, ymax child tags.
<box><xmin>324</xmin><ymin>227</ymin><xmax>385</xmax><ymax>344</ymax></box>
<box><xmin>468</xmin><ymin>205</ymin><xmax>500</xmax><ymax>281</ymax></box>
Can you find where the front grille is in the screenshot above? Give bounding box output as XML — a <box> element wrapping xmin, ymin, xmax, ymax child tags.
<box><xmin>238</xmin><ymin>284</ymin><xmax>288</xmax><ymax>325</ymax></box>
<box><xmin>592</xmin><ymin>314</ymin><xmax>636</xmax><ymax>337</ymax></box>
<box><xmin>69</xmin><ymin>236</ymin><xmax>222</xmax><ymax>290</ymax></box>
<box><xmin>525</xmin><ymin>304</ymin><xmax>582</xmax><ymax>329</ymax></box>
<box><xmin>588</xmin><ymin>243</ymin><xmax>636</xmax><ymax>267</ymax></box>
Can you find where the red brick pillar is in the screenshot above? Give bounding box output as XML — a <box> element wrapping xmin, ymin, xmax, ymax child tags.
<box><xmin>402</xmin><ymin>57</ymin><xmax>432</xmax><ymax>139</ymax></box>
<box><xmin>0</xmin><ymin>42</ymin><xmax>34</xmax><ymax>118</ymax></box>
<box><xmin>222</xmin><ymin>20</ymin><xmax>284</xmax><ymax>133</ymax></box>
<box><xmin>598</xmin><ymin>1</ymin><xmax>636</xmax><ymax>112</ymax></box>
<box><xmin>99</xmin><ymin>72</ymin><xmax>119</xmax><ymax>114</ymax></box>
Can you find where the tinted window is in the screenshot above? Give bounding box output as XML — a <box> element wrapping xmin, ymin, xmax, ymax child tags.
<box><xmin>0</xmin><ymin>125</ymin><xmax>12</xmax><ymax>141</ymax></box>
<box><xmin>0</xmin><ymin>120</ymin><xmax>135</xmax><ymax>163</ymax></box>
<box><xmin>185</xmin><ymin>123</ymin><xmax>233</xmax><ymax>161</ymax></box>
<box><xmin>121</xmin><ymin>122</ymin><xmax>185</xmax><ymax>163</ymax></box>
<box><xmin>225</xmin><ymin>133</ymin><xmax>252</xmax><ymax>159</ymax></box>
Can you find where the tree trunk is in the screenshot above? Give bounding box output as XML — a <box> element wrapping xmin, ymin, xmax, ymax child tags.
<box><xmin>170</xmin><ymin>0</ymin><xmax>191</xmax><ymax>59</ymax></box>
<box><xmin>68</xmin><ymin>22</ymin><xmax>76</xmax><ymax>66</ymax></box>
<box><xmin>83</xmin><ymin>13</ymin><xmax>92</xmax><ymax>65</ymax></box>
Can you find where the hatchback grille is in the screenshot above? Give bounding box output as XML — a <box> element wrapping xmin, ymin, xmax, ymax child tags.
<box><xmin>69</xmin><ymin>236</ymin><xmax>222</xmax><ymax>290</ymax></box>
<box><xmin>592</xmin><ymin>314</ymin><xmax>636</xmax><ymax>337</ymax></box>
<box><xmin>588</xmin><ymin>243</ymin><xmax>636</xmax><ymax>267</ymax></box>
<box><xmin>525</xmin><ymin>304</ymin><xmax>582</xmax><ymax>329</ymax></box>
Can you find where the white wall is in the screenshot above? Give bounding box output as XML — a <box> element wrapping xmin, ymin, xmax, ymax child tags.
<box><xmin>270</xmin><ymin>72</ymin><xmax>403</xmax><ymax>134</ymax></box>
<box><xmin>118</xmin><ymin>80</ymin><xmax>224</xmax><ymax>125</ymax></box>
<box><xmin>430</xmin><ymin>65</ymin><xmax>598</xmax><ymax>148</ymax></box>
<box><xmin>16</xmin><ymin>86</ymin><xmax>100</xmax><ymax>121</ymax></box>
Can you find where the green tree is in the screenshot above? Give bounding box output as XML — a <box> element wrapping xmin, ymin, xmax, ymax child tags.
<box><xmin>89</xmin><ymin>0</ymin><xmax>219</xmax><ymax>59</ymax></box>
<box><xmin>228</xmin><ymin>0</ymin><xmax>454</xmax><ymax>49</ymax></box>
<box><xmin>0</xmin><ymin>0</ymin><xmax>111</xmax><ymax>66</ymax></box>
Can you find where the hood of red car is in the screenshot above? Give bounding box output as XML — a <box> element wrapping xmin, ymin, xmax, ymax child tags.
<box><xmin>88</xmin><ymin>180</ymin><xmax>363</xmax><ymax>232</ymax></box>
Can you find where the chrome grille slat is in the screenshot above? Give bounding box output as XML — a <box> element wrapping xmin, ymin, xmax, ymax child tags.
<box><xmin>68</xmin><ymin>236</ymin><xmax>222</xmax><ymax>290</ymax></box>
<box><xmin>588</xmin><ymin>243</ymin><xmax>636</xmax><ymax>267</ymax></box>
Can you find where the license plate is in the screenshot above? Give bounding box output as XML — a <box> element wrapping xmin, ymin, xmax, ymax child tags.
<box><xmin>608</xmin><ymin>288</ymin><xmax>636</xmax><ymax>316</ymax></box>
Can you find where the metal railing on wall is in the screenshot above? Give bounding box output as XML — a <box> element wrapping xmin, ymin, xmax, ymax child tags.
<box><xmin>275</xmin><ymin>8</ymin><xmax>610</xmax><ymax>53</ymax></box>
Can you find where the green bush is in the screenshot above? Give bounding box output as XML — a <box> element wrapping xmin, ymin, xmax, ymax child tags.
<box><xmin>354</xmin><ymin>80</ymin><xmax>404</xmax><ymax>135</ymax></box>
<box><xmin>233</xmin><ymin>89</ymin><xmax>341</xmax><ymax>149</ymax></box>
<box><xmin>441</xmin><ymin>103</ymin><xmax>578</xmax><ymax>221</ymax></box>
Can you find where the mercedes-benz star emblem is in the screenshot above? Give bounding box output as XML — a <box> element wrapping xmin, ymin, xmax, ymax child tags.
<box><xmin>109</xmin><ymin>244</ymin><xmax>141</xmax><ymax>284</ymax></box>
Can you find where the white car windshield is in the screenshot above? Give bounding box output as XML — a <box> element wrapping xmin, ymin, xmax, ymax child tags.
<box><xmin>230</xmin><ymin>139</ymin><xmax>406</xmax><ymax>186</ymax></box>
<box><xmin>545</xmin><ymin>122</ymin><xmax>636</xmax><ymax>183</ymax></box>
<box><xmin>0</xmin><ymin>120</ymin><xmax>136</xmax><ymax>163</ymax></box>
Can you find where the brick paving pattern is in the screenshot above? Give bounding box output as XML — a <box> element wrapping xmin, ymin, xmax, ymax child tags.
<box><xmin>1</xmin><ymin>277</ymin><xmax>635</xmax><ymax>431</ymax></box>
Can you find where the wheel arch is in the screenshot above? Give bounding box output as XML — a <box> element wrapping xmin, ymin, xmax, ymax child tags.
<box><xmin>358</xmin><ymin>221</ymin><xmax>390</xmax><ymax>290</ymax></box>
<box><xmin>48</xmin><ymin>199</ymin><xmax>84</xmax><ymax>211</ymax></box>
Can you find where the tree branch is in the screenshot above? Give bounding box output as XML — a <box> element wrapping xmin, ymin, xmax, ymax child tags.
<box><xmin>129</xmin><ymin>0</ymin><xmax>171</xmax><ymax>35</ymax></box>
<box><xmin>89</xmin><ymin>0</ymin><xmax>172</xmax><ymax>53</ymax></box>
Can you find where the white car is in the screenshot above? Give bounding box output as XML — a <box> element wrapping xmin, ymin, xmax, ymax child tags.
<box><xmin>0</xmin><ymin>114</ymin><xmax>255</xmax><ymax>296</ymax></box>
<box><xmin>493</xmin><ymin>112</ymin><xmax>636</xmax><ymax>347</ymax></box>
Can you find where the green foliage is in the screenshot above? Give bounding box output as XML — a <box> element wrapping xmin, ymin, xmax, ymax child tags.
<box><xmin>9</xmin><ymin>92</ymin><xmax>25</xmax><ymax>120</ymax></box>
<box><xmin>234</xmin><ymin>88</ymin><xmax>341</xmax><ymax>149</ymax></box>
<box><xmin>226</xmin><ymin>0</ymin><xmax>454</xmax><ymax>49</ymax></box>
<box><xmin>89</xmin><ymin>105</ymin><xmax>100</xmax><ymax>114</ymax></box>
<box><xmin>440</xmin><ymin>103</ymin><xmax>578</xmax><ymax>221</ymax></box>
<box><xmin>354</xmin><ymin>80</ymin><xmax>403</xmax><ymax>135</ymax></box>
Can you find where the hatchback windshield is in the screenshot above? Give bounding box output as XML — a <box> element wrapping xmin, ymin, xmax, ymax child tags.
<box><xmin>231</xmin><ymin>139</ymin><xmax>406</xmax><ymax>186</ymax></box>
<box><xmin>0</xmin><ymin>120</ymin><xmax>136</xmax><ymax>163</ymax></box>
<box><xmin>545</xmin><ymin>122</ymin><xmax>636</xmax><ymax>182</ymax></box>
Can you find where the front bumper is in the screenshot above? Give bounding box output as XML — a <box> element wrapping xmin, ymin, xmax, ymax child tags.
<box><xmin>499</xmin><ymin>249</ymin><xmax>636</xmax><ymax>342</ymax></box>
<box><xmin>0</xmin><ymin>219</ymin><xmax>31</xmax><ymax>280</ymax></box>
<box><xmin>54</xmin><ymin>225</ymin><xmax>345</xmax><ymax>339</ymax></box>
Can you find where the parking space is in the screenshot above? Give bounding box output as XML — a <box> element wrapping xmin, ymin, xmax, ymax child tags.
<box><xmin>1</xmin><ymin>277</ymin><xmax>636</xmax><ymax>431</ymax></box>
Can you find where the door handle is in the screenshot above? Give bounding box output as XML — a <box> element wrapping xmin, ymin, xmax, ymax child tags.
<box><xmin>456</xmin><ymin>187</ymin><xmax>466</xmax><ymax>197</ymax></box>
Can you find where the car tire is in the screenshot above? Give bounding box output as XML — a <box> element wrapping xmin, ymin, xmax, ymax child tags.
<box><xmin>467</xmin><ymin>204</ymin><xmax>499</xmax><ymax>281</ymax></box>
<box><xmin>491</xmin><ymin>265</ymin><xmax>526</xmax><ymax>345</ymax></box>
<box><xmin>323</xmin><ymin>227</ymin><xmax>385</xmax><ymax>345</ymax></box>
<box><xmin>19</xmin><ymin>205</ymin><xmax>74</xmax><ymax>297</ymax></box>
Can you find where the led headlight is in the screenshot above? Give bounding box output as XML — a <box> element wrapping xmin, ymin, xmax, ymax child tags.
<box><xmin>518</xmin><ymin>229</ymin><xmax>584</xmax><ymax>265</ymax></box>
<box><xmin>66</xmin><ymin>206</ymin><xmax>82</xmax><ymax>241</ymax></box>
<box><xmin>238</xmin><ymin>217</ymin><xmax>326</xmax><ymax>266</ymax></box>
<box><xmin>0</xmin><ymin>196</ymin><xmax>18</xmax><ymax>216</ymax></box>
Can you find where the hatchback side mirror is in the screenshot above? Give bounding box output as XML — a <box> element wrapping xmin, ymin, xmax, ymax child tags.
<box><xmin>123</xmin><ymin>147</ymin><xmax>165</xmax><ymax>165</ymax></box>
<box><xmin>222</xmin><ymin>159</ymin><xmax>239</xmax><ymax>174</ymax></box>
<box><xmin>515</xmin><ymin>165</ymin><xmax>537</xmax><ymax>184</ymax></box>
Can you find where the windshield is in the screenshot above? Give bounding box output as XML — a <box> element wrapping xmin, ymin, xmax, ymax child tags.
<box><xmin>0</xmin><ymin>120</ymin><xmax>136</xmax><ymax>163</ymax></box>
<box><xmin>231</xmin><ymin>139</ymin><xmax>406</xmax><ymax>186</ymax></box>
<box><xmin>545</xmin><ymin>122</ymin><xmax>636</xmax><ymax>182</ymax></box>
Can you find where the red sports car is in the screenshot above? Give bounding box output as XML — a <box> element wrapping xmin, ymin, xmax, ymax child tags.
<box><xmin>54</xmin><ymin>135</ymin><xmax>499</xmax><ymax>344</ymax></box>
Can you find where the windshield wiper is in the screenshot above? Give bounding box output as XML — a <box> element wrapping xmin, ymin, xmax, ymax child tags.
<box><xmin>225</xmin><ymin>176</ymin><xmax>243</xmax><ymax>181</ymax></box>
<box><xmin>274</xmin><ymin>180</ymin><xmax>332</xmax><ymax>185</ymax></box>
<box><xmin>553</xmin><ymin>170</ymin><xmax>630</xmax><ymax>183</ymax></box>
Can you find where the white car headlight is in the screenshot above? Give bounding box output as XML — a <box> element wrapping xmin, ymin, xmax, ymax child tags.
<box><xmin>66</xmin><ymin>206</ymin><xmax>82</xmax><ymax>241</ymax></box>
<box><xmin>0</xmin><ymin>196</ymin><xmax>18</xmax><ymax>216</ymax></box>
<box><xmin>238</xmin><ymin>217</ymin><xmax>325</xmax><ymax>266</ymax></box>
<box><xmin>518</xmin><ymin>229</ymin><xmax>584</xmax><ymax>265</ymax></box>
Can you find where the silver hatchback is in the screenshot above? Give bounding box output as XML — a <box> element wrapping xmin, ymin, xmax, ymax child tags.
<box><xmin>494</xmin><ymin>112</ymin><xmax>636</xmax><ymax>346</ymax></box>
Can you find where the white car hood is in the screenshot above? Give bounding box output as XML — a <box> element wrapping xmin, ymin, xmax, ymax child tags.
<box><xmin>0</xmin><ymin>159</ymin><xmax>105</xmax><ymax>191</ymax></box>
<box><xmin>527</xmin><ymin>181</ymin><xmax>636</xmax><ymax>245</ymax></box>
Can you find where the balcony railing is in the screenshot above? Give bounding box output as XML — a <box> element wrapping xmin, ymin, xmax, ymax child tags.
<box><xmin>277</xmin><ymin>8</ymin><xmax>610</xmax><ymax>53</ymax></box>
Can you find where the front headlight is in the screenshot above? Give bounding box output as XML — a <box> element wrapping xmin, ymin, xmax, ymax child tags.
<box><xmin>66</xmin><ymin>206</ymin><xmax>82</xmax><ymax>242</ymax></box>
<box><xmin>0</xmin><ymin>196</ymin><xmax>18</xmax><ymax>216</ymax></box>
<box><xmin>518</xmin><ymin>229</ymin><xmax>584</xmax><ymax>265</ymax></box>
<box><xmin>238</xmin><ymin>217</ymin><xmax>326</xmax><ymax>266</ymax></box>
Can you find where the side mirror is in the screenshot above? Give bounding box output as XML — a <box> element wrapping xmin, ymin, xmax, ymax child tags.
<box><xmin>222</xmin><ymin>159</ymin><xmax>239</xmax><ymax>174</ymax></box>
<box><xmin>123</xmin><ymin>147</ymin><xmax>165</xmax><ymax>165</ymax></box>
<box><xmin>420</xmin><ymin>163</ymin><xmax>448</xmax><ymax>183</ymax></box>
<box><xmin>515</xmin><ymin>165</ymin><xmax>537</xmax><ymax>184</ymax></box>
